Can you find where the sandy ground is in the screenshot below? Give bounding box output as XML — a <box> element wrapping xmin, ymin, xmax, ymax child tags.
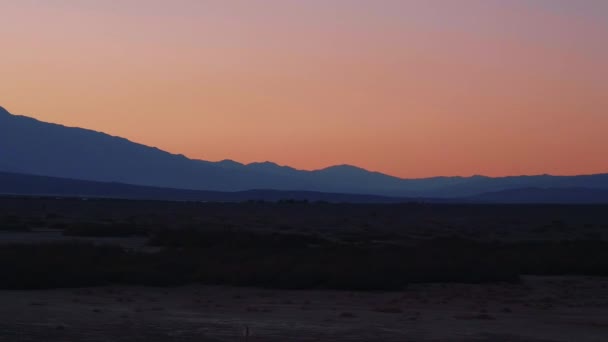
<box><xmin>1</xmin><ymin>277</ymin><xmax>608</xmax><ymax>342</ymax></box>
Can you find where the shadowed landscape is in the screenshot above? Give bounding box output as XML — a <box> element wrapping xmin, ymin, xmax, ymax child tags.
<box><xmin>1</xmin><ymin>196</ymin><xmax>608</xmax><ymax>341</ymax></box>
<box><xmin>1</xmin><ymin>108</ymin><xmax>607</xmax><ymax>341</ymax></box>
<box><xmin>2</xmin><ymin>106</ymin><xmax>608</xmax><ymax>201</ymax></box>
<box><xmin>2</xmin><ymin>1</ymin><xmax>608</xmax><ymax>340</ymax></box>
<box><xmin>2</xmin><ymin>105</ymin><xmax>607</xmax><ymax>340</ymax></box>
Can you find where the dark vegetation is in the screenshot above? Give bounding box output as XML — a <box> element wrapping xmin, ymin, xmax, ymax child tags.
<box><xmin>0</xmin><ymin>214</ymin><xmax>30</xmax><ymax>231</ymax></box>
<box><xmin>1</xmin><ymin>196</ymin><xmax>608</xmax><ymax>290</ymax></box>
<box><xmin>62</xmin><ymin>222</ymin><xmax>150</xmax><ymax>237</ymax></box>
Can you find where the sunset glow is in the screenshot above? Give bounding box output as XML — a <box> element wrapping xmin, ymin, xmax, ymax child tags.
<box><xmin>2</xmin><ymin>0</ymin><xmax>607</xmax><ymax>178</ymax></box>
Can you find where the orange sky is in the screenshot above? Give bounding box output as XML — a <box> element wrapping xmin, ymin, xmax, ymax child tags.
<box><xmin>1</xmin><ymin>1</ymin><xmax>607</xmax><ymax>178</ymax></box>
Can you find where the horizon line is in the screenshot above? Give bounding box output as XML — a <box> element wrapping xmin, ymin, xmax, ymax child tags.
<box><xmin>3</xmin><ymin>105</ymin><xmax>607</xmax><ymax>180</ymax></box>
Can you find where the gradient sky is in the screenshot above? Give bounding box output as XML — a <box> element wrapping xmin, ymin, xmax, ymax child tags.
<box><xmin>1</xmin><ymin>1</ymin><xmax>607</xmax><ymax>178</ymax></box>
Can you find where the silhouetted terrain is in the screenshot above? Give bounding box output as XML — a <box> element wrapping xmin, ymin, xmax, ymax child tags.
<box><xmin>0</xmin><ymin>171</ymin><xmax>415</xmax><ymax>203</ymax></box>
<box><xmin>3</xmin><ymin>171</ymin><xmax>608</xmax><ymax>204</ymax></box>
<box><xmin>2</xmin><ymin>106</ymin><xmax>608</xmax><ymax>198</ymax></box>
<box><xmin>2</xmin><ymin>196</ymin><xmax>608</xmax><ymax>290</ymax></box>
<box><xmin>469</xmin><ymin>187</ymin><xmax>608</xmax><ymax>204</ymax></box>
<box><xmin>3</xmin><ymin>196</ymin><xmax>608</xmax><ymax>341</ymax></box>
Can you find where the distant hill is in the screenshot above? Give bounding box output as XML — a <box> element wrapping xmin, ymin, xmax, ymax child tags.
<box><xmin>1</xmin><ymin>105</ymin><xmax>608</xmax><ymax>197</ymax></box>
<box><xmin>2</xmin><ymin>171</ymin><xmax>608</xmax><ymax>204</ymax></box>
<box><xmin>0</xmin><ymin>171</ymin><xmax>416</xmax><ymax>203</ymax></box>
<box><xmin>469</xmin><ymin>187</ymin><xmax>608</xmax><ymax>204</ymax></box>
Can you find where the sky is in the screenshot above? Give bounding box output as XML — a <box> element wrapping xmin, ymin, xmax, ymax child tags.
<box><xmin>1</xmin><ymin>0</ymin><xmax>607</xmax><ymax>178</ymax></box>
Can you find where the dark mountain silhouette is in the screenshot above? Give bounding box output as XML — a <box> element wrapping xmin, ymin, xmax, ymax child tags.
<box><xmin>0</xmin><ymin>171</ymin><xmax>416</xmax><ymax>203</ymax></box>
<box><xmin>468</xmin><ymin>187</ymin><xmax>608</xmax><ymax>204</ymax></box>
<box><xmin>2</xmin><ymin>171</ymin><xmax>607</xmax><ymax>204</ymax></box>
<box><xmin>1</xmin><ymin>105</ymin><xmax>608</xmax><ymax>197</ymax></box>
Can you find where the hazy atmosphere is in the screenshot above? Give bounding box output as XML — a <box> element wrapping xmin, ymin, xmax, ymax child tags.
<box><xmin>2</xmin><ymin>0</ymin><xmax>607</xmax><ymax>177</ymax></box>
<box><xmin>3</xmin><ymin>2</ymin><xmax>608</xmax><ymax>342</ymax></box>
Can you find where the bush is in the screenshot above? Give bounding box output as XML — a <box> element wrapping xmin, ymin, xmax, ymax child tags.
<box><xmin>62</xmin><ymin>222</ymin><xmax>149</xmax><ymax>237</ymax></box>
<box><xmin>3</xmin><ymin>235</ymin><xmax>608</xmax><ymax>291</ymax></box>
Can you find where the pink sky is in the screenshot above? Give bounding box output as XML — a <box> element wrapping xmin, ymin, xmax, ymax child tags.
<box><xmin>1</xmin><ymin>1</ymin><xmax>607</xmax><ymax>178</ymax></box>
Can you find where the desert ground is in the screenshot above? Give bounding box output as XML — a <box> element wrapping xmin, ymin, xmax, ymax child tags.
<box><xmin>2</xmin><ymin>276</ymin><xmax>608</xmax><ymax>342</ymax></box>
<box><xmin>2</xmin><ymin>197</ymin><xmax>608</xmax><ymax>341</ymax></box>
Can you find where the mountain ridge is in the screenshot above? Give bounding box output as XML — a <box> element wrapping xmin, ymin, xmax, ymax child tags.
<box><xmin>0</xmin><ymin>171</ymin><xmax>416</xmax><ymax>203</ymax></box>
<box><xmin>2</xmin><ymin>171</ymin><xmax>608</xmax><ymax>204</ymax></box>
<box><xmin>1</xmin><ymin>106</ymin><xmax>607</xmax><ymax>197</ymax></box>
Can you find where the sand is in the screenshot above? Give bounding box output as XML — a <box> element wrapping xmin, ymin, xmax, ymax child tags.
<box><xmin>1</xmin><ymin>276</ymin><xmax>608</xmax><ymax>341</ymax></box>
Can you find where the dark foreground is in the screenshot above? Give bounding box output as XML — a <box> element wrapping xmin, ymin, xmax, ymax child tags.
<box><xmin>1</xmin><ymin>197</ymin><xmax>608</xmax><ymax>340</ymax></box>
<box><xmin>2</xmin><ymin>277</ymin><xmax>608</xmax><ymax>342</ymax></box>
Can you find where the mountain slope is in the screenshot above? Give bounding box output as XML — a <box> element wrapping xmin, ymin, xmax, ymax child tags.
<box><xmin>0</xmin><ymin>107</ymin><xmax>311</xmax><ymax>192</ymax></box>
<box><xmin>0</xmin><ymin>106</ymin><xmax>419</xmax><ymax>194</ymax></box>
<box><xmin>0</xmin><ymin>171</ymin><xmax>413</xmax><ymax>203</ymax></box>
<box><xmin>2</xmin><ymin>171</ymin><xmax>607</xmax><ymax>204</ymax></box>
<box><xmin>1</xmin><ymin>106</ymin><xmax>607</xmax><ymax>197</ymax></box>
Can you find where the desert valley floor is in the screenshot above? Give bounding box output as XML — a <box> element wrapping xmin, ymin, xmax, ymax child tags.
<box><xmin>2</xmin><ymin>276</ymin><xmax>608</xmax><ymax>341</ymax></box>
<box><xmin>2</xmin><ymin>197</ymin><xmax>608</xmax><ymax>341</ymax></box>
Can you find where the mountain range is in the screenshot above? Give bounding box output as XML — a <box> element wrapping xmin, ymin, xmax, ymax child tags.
<box><xmin>3</xmin><ymin>171</ymin><xmax>608</xmax><ymax>204</ymax></box>
<box><xmin>0</xmin><ymin>171</ymin><xmax>417</xmax><ymax>203</ymax></box>
<box><xmin>1</xmin><ymin>105</ymin><xmax>608</xmax><ymax>202</ymax></box>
